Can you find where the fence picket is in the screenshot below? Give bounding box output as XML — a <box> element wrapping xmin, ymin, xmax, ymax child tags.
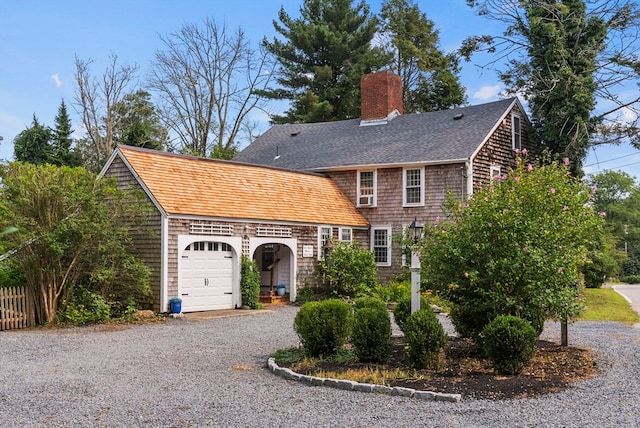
<box><xmin>0</xmin><ymin>286</ymin><xmax>33</xmax><ymax>331</ymax></box>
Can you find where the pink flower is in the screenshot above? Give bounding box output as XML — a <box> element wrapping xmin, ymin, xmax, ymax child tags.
<box><xmin>550</xmin><ymin>188</ymin><xmax>556</xmax><ymax>194</ymax></box>
<box><xmin>515</xmin><ymin>176</ymin><xmax>520</xmax><ymax>182</ymax></box>
<box><xmin>464</xmin><ymin>272</ymin><xmax>469</xmax><ymax>278</ymax></box>
<box><xmin>600</xmin><ymin>212</ymin><xmax>607</xmax><ymax>218</ymax></box>
<box><xmin>515</xmin><ymin>149</ymin><xmax>520</xmax><ymax>154</ymax></box>
<box><xmin>522</xmin><ymin>148</ymin><xmax>527</xmax><ymax>155</ymax></box>
<box><xmin>527</xmin><ymin>164</ymin><xmax>533</xmax><ymax>171</ymax></box>
<box><xmin>591</xmin><ymin>186</ymin><xmax>598</xmax><ymax>194</ymax></box>
<box><xmin>435</xmin><ymin>216</ymin><xmax>440</xmax><ymax>223</ymax></box>
<box><xmin>563</xmin><ymin>205</ymin><xmax>569</xmax><ymax>211</ymax></box>
<box><xmin>557</xmin><ymin>267</ymin><xmax>564</xmax><ymax>273</ymax></box>
<box><xmin>563</xmin><ymin>157</ymin><xmax>570</xmax><ymax>166</ymax></box>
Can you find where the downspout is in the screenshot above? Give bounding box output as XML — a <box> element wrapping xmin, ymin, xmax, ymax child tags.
<box><xmin>465</xmin><ymin>160</ymin><xmax>473</xmax><ymax>199</ymax></box>
<box><xmin>160</xmin><ymin>215</ymin><xmax>169</xmax><ymax>313</ymax></box>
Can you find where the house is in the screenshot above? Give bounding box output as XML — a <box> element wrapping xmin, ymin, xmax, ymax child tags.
<box><xmin>100</xmin><ymin>146</ymin><xmax>369</xmax><ymax>313</ymax></box>
<box><xmin>234</xmin><ymin>71</ymin><xmax>532</xmax><ymax>280</ymax></box>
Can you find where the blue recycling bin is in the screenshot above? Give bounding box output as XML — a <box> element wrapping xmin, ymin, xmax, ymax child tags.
<box><xmin>169</xmin><ymin>297</ymin><xmax>182</xmax><ymax>313</ymax></box>
<box><xmin>276</xmin><ymin>285</ymin><xmax>286</xmax><ymax>296</ymax></box>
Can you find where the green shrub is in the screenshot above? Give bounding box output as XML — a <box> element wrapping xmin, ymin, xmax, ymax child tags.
<box><xmin>351</xmin><ymin>307</ymin><xmax>392</xmax><ymax>363</ymax></box>
<box><xmin>403</xmin><ymin>309</ymin><xmax>447</xmax><ymax>369</ymax></box>
<box><xmin>58</xmin><ymin>287</ymin><xmax>111</xmax><ymax>324</ymax></box>
<box><xmin>294</xmin><ymin>285</ymin><xmax>328</xmax><ymax>304</ymax></box>
<box><xmin>294</xmin><ymin>299</ymin><xmax>352</xmax><ymax>357</ymax></box>
<box><xmin>315</xmin><ymin>241</ymin><xmax>378</xmax><ymax>297</ymax></box>
<box><xmin>370</xmin><ymin>281</ymin><xmax>410</xmax><ymax>303</ymax></box>
<box><xmin>482</xmin><ymin>315</ymin><xmax>538</xmax><ymax>375</ymax></box>
<box><xmin>393</xmin><ymin>294</ymin><xmax>429</xmax><ymax>333</ymax></box>
<box><xmin>240</xmin><ymin>255</ymin><xmax>261</xmax><ymax>309</ymax></box>
<box><xmin>621</xmin><ymin>275</ymin><xmax>640</xmax><ymax>284</ymax></box>
<box><xmin>353</xmin><ymin>296</ymin><xmax>387</xmax><ymax>313</ymax></box>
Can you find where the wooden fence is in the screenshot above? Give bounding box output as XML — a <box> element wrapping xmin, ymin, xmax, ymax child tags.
<box><xmin>0</xmin><ymin>286</ymin><xmax>35</xmax><ymax>331</ymax></box>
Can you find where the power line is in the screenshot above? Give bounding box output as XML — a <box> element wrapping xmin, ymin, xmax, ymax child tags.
<box><xmin>584</xmin><ymin>152</ymin><xmax>640</xmax><ymax>167</ymax></box>
<box><xmin>598</xmin><ymin>161</ymin><xmax>640</xmax><ymax>171</ymax></box>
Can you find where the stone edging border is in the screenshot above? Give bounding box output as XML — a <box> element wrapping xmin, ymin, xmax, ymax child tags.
<box><xmin>267</xmin><ymin>358</ymin><xmax>462</xmax><ymax>402</ymax></box>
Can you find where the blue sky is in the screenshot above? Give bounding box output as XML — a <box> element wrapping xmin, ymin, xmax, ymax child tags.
<box><xmin>1</xmin><ymin>0</ymin><xmax>638</xmax><ymax>179</ymax></box>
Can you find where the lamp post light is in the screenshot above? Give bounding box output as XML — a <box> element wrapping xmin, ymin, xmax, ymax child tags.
<box><xmin>408</xmin><ymin>217</ymin><xmax>423</xmax><ymax>314</ymax></box>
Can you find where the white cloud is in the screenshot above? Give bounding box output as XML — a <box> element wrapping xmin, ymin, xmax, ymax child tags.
<box><xmin>473</xmin><ymin>85</ymin><xmax>501</xmax><ymax>101</ymax></box>
<box><xmin>51</xmin><ymin>73</ymin><xmax>62</xmax><ymax>88</ymax></box>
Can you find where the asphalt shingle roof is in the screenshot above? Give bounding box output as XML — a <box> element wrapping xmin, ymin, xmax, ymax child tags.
<box><xmin>234</xmin><ymin>98</ymin><xmax>518</xmax><ymax>171</ymax></box>
<box><xmin>114</xmin><ymin>146</ymin><xmax>369</xmax><ymax>227</ymax></box>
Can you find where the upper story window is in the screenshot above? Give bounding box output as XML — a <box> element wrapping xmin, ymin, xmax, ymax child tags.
<box><xmin>371</xmin><ymin>227</ymin><xmax>391</xmax><ymax>266</ymax></box>
<box><xmin>512</xmin><ymin>113</ymin><xmax>522</xmax><ymax>151</ymax></box>
<box><xmin>357</xmin><ymin>170</ymin><xmax>376</xmax><ymax>207</ymax></box>
<box><xmin>403</xmin><ymin>167</ymin><xmax>424</xmax><ymax>206</ymax></box>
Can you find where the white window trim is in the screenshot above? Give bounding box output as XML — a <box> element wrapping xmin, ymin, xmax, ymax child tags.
<box><xmin>403</xmin><ymin>167</ymin><xmax>425</xmax><ymax>207</ymax></box>
<box><xmin>371</xmin><ymin>226</ymin><xmax>392</xmax><ymax>267</ymax></box>
<box><xmin>511</xmin><ymin>113</ymin><xmax>522</xmax><ymax>151</ymax></box>
<box><xmin>490</xmin><ymin>165</ymin><xmax>501</xmax><ymax>180</ymax></box>
<box><xmin>339</xmin><ymin>227</ymin><xmax>352</xmax><ymax>242</ymax></box>
<box><xmin>318</xmin><ymin>225</ymin><xmax>333</xmax><ymax>260</ymax></box>
<box><xmin>357</xmin><ymin>170</ymin><xmax>377</xmax><ymax>207</ymax></box>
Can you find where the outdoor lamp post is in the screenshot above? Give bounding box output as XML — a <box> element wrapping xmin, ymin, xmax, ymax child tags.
<box><xmin>408</xmin><ymin>218</ymin><xmax>423</xmax><ymax>314</ymax></box>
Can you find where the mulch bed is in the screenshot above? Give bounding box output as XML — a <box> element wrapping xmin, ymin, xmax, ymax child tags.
<box><xmin>285</xmin><ymin>337</ymin><xmax>598</xmax><ymax>400</ymax></box>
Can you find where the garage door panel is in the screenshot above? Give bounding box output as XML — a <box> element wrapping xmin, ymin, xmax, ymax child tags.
<box><xmin>180</xmin><ymin>242</ymin><xmax>234</xmax><ymax>312</ymax></box>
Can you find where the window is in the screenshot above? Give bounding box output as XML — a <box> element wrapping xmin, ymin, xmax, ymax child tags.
<box><xmin>490</xmin><ymin>166</ymin><xmax>501</xmax><ymax>180</ymax></box>
<box><xmin>371</xmin><ymin>227</ymin><xmax>391</xmax><ymax>266</ymax></box>
<box><xmin>403</xmin><ymin>167</ymin><xmax>424</xmax><ymax>206</ymax></box>
<box><xmin>357</xmin><ymin>170</ymin><xmax>376</xmax><ymax>206</ymax></box>
<box><xmin>318</xmin><ymin>226</ymin><xmax>332</xmax><ymax>259</ymax></box>
<box><xmin>339</xmin><ymin>228</ymin><xmax>352</xmax><ymax>242</ymax></box>
<box><xmin>512</xmin><ymin>113</ymin><xmax>522</xmax><ymax>151</ymax></box>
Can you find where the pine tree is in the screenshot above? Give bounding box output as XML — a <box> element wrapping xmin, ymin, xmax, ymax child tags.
<box><xmin>13</xmin><ymin>115</ymin><xmax>53</xmax><ymax>165</ymax></box>
<box><xmin>262</xmin><ymin>0</ymin><xmax>389</xmax><ymax>123</ymax></box>
<box><xmin>52</xmin><ymin>100</ymin><xmax>82</xmax><ymax>167</ymax></box>
<box><xmin>380</xmin><ymin>0</ymin><xmax>466</xmax><ymax>113</ymax></box>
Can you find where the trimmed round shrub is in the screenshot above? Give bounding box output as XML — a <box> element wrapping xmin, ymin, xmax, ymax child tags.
<box><xmin>393</xmin><ymin>294</ymin><xmax>429</xmax><ymax>333</ymax></box>
<box><xmin>353</xmin><ymin>296</ymin><xmax>387</xmax><ymax>313</ymax></box>
<box><xmin>482</xmin><ymin>315</ymin><xmax>538</xmax><ymax>375</ymax></box>
<box><xmin>403</xmin><ymin>309</ymin><xmax>448</xmax><ymax>369</ymax></box>
<box><xmin>294</xmin><ymin>299</ymin><xmax>352</xmax><ymax>357</ymax></box>
<box><xmin>351</xmin><ymin>307</ymin><xmax>392</xmax><ymax>363</ymax></box>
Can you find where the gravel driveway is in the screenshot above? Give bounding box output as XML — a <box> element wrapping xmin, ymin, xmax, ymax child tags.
<box><xmin>1</xmin><ymin>305</ymin><xmax>639</xmax><ymax>427</ymax></box>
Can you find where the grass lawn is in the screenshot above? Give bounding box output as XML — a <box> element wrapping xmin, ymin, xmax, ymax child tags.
<box><xmin>578</xmin><ymin>288</ymin><xmax>640</xmax><ymax>324</ymax></box>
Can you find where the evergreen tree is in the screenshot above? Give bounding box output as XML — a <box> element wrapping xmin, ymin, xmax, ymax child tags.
<box><xmin>52</xmin><ymin>100</ymin><xmax>82</xmax><ymax>167</ymax></box>
<box><xmin>523</xmin><ymin>0</ymin><xmax>606</xmax><ymax>175</ymax></box>
<box><xmin>111</xmin><ymin>90</ymin><xmax>168</xmax><ymax>151</ymax></box>
<box><xmin>380</xmin><ymin>0</ymin><xmax>466</xmax><ymax>113</ymax></box>
<box><xmin>13</xmin><ymin>115</ymin><xmax>53</xmax><ymax>165</ymax></box>
<box><xmin>262</xmin><ymin>0</ymin><xmax>389</xmax><ymax>123</ymax></box>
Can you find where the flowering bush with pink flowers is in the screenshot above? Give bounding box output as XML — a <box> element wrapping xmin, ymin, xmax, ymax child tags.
<box><xmin>418</xmin><ymin>154</ymin><xmax>604</xmax><ymax>341</ymax></box>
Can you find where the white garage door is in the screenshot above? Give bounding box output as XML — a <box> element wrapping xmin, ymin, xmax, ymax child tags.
<box><xmin>180</xmin><ymin>241</ymin><xmax>233</xmax><ymax>312</ymax></box>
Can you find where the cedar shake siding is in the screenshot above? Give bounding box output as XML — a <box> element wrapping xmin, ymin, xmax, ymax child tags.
<box><xmin>103</xmin><ymin>156</ymin><xmax>163</xmax><ymax>311</ymax></box>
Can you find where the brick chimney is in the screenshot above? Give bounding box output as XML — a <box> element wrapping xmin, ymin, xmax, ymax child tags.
<box><xmin>360</xmin><ymin>71</ymin><xmax>403</xmax><ymax>121</ymax></box>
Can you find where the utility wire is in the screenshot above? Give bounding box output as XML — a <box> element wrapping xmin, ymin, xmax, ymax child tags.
<box><xmin>584</xmin><ymin>152</ymin><xmax>640</xmax><ymax>167</ymax></box>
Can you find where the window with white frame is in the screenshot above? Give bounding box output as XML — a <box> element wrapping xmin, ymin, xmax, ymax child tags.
<box><xmin>403</xmin><ymin>167</ymin><xmax>424</xmax><ymax>206</ymax></box>
<box><xmin>357</xmin><ymin>170</ymin><xmax>376</xmax><ymax>206</ymax></box>
<box><xmin>371</xmin><ymin>227</ymin><xmax>391</xmax><ymax>266</ymax></box>
<box><xmin>339</xmin><ymin>227</ymin><xmax>352</xmax><ymax>242</ymax></box>
<box><xmin>490</xmin><ymin>165</ymin><xmax>501</xmax><ymax>180</ymax></box>
<box><xmin>512</xmin><ymin>113</ymin><xmax>522</xmax><ymax>151</ymax></box>
<box><xmin>318</xmin><ymin>226</ymin><xmax>332</xmax><ymax>259</ymax></box>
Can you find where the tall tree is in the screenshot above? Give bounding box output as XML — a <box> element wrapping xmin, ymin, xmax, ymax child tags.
<box><xmin>379</xmin><ymin>0</ymin><xmax>466</xmax><ymax>113</ymax></box>
<box><xmin>51</xmin><ymin>100</ymin><xmax>82</xmax><ymax>167</ymax></box>
<box><xmin>148</xmin><ymin>19</ymin><xmax>274</xmax><ymax>159</ymax></box>
<box><xmin>13</xmin><ymin>115</ymin><xmax>53</xmax><ymax>165</ymax></box>
<box><xmin>262</xmin><ymin>0</ymin><xmax>389</xmax><ymax>123</ymax></box>
<box><xmin>111</xmin><ymin>90</ymin><xmax>168</xmax><ymax>151</ymax></box>
<box><xmin>74</xmin><ymin>55</ymin><xmax>139</xmax><ymax>171</ymax></box>
<box><xmin>461</xmin><ymin>0</ymin><xmax>640</xmax><ymax>176</ymax></box>
<box><xmin>0</xmin><ymin>162</ymin><xmax>151</xmax><ymax>324</ymax></box>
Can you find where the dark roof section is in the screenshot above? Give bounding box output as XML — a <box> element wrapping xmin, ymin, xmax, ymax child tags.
<box><xmin>235</xmin><ymin>98</ymin><xmax>518</xmax><ymax>171</ymax></box>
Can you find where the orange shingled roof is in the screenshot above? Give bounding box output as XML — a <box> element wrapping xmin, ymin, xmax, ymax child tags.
<box><xmin>117</xmin><ymin>146</ymin><xmax>369</xmax><ymax>227</ymax></box>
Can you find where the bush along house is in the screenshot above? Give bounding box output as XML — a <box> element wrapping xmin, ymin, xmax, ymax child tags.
<box><xmin>235</xmin><ymin>71</ymin><xmax>533</xmax><ymax>282</ymax></box>
<box><xmin>101</xmin><ymin>71</ymin><xmax>531</xmax><ymax>313</ymax></box>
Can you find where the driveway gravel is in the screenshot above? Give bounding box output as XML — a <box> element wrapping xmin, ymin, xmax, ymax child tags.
<box><xmin>1</xmin><ymin>305</ymin><xmax>639</xmax><ymax>427</ymax></box>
